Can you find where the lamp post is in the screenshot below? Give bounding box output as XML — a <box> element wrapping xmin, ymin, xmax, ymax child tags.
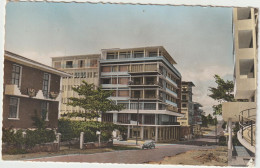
<box><xmin>136</xmin><ymin>97</ymin><xmax>140</xmax><ymax>145</ymax></box>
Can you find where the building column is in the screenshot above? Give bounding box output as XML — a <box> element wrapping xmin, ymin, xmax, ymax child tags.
<box><xmin>228</xmin><ymin>118</ymin><xmax>232</xmax><ymax>160</ymax></box>
<box><xmin>127</xmin><ymin>125</ymin><xmax>130</xmax><ymax>139</ymax></box>
<box><xmin>162</xmin><ymin>127</ymin><xmax>165</xmax><ymax>140</ymax></box>
<box><xmin>113</xmin><ymin>113</ymin><xmax>118</xmax><ymax>123</ymax></box>
<box><xmin>155</xmin><ymin>126</ymin><xmax>158</xmax><ymax>142</ymax></box>
<box><xmin>140</xmin><ymin>126</ymin><xmax>144</xmax><ymax>140</ymax></box>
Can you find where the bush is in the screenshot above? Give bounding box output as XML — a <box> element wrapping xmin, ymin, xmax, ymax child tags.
<box><xmin>58</xmin><ymin>119</ymin><xmax>119</xmax><ymax>143</ymax></box>
<box><xmin>2</xmin><ymin>128</ymin><xmax>56</xmax><ymax>153</ymax></box>
<box><xmin>219</xmin><ymin>136</ymin><xmax>227</xmax><ymax>146</ymax></box>
<box><xmin>25</xmin><ymin>129</ymin><xmax>56</xmax><ymax>148</ymax></box>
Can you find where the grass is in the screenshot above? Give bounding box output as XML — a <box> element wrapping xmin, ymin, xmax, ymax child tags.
<box><xmin>2</xmin><ymin>145</ymin><xmax>140</xmax><ymax>161</ymax></box>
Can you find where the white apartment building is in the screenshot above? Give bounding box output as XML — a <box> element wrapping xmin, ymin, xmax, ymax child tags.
<box><xmin>222</xmin><ymin>8</ymin><xmax>258</xmax><ymax>164</ymax></box>
<box><xmin>52</xmin><ymin>54</ymin><xmax>100</xmax><ymax>117</ymax></box>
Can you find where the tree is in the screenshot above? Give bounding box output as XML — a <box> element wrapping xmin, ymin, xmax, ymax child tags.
<box><xmin>208</xmin><ymin>75</ymin><xmax>235</xmax><ymax>115</ymax></box>
<box><xmin>62</xmin><ymin>81</ymin><xmax>124</xmax><ymax>121</ymax></box>
<box><xmin>201</xmin><ymin>115</ymin><xmax>208</xmax><ymax>127</ymax></box>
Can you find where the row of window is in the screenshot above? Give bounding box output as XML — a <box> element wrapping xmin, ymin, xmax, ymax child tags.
<box><xmin>11</xmin><ymin>64</ymin><xmax>51</xmax><ymax>98</ymax></box>
<box><xmin>74</xmin><ymin>71</ymin><xmax>98</xmax><ymax>78</ymax></box>
<box><xmin>9</xmin><ymin>97</ymin><xmax>49</xmax><ymax>120</ymax></box>
<box><xmin>54</xmin><ymin>59</ymin><xmax>98</xmax><ymax>69</ymax></box>
<box><xmin>106</xmin><ymin>51</ymin><xmax>162</xmax><ymax>60</ymax></box>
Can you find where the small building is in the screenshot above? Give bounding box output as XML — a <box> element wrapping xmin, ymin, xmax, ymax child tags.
<box><xmin>3</xmin><ymin>51</ymin><xmax>71</xmax><ymax>129</ymax></box>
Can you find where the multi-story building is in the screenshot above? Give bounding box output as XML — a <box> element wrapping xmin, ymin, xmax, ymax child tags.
<box><xmin>178</xmin><ymin>81</ymin><xmax>195</xmax><ymax>126</ymax></box>
<box><xmin>3</xmin><ymin>51</ymin><xmax>71</xmax><ymax>129</ymax></box>
<box><xmin>52</xmin><ymin>54</ymin><xmax>100</xmax><ymax>117</ymax></box>
<box><xmin>100</xmin><ymin>46</ymin><xmax>183</xmax><ymax>142</ymax></box>
<box><xmin>222</xmin><ymin>8</ymin><xmax>258</xmax><ymax>164</ymax></box>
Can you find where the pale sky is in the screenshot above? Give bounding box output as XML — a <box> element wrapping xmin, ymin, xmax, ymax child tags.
<box><xmin>4</xmin><ymin>2</ymin><xmax>234</xmax><ymax>115</ymax></box>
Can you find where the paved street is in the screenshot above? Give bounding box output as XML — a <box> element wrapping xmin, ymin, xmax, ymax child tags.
<box><xmin>28</xmin><ymin>130</ymin><xmax>219</xmax><ymax>164</ymax></box>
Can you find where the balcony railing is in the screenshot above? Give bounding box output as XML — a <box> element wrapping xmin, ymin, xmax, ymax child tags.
<box><xmin>165</xmin><ymin>100</ymin><xmax>177</xmax><ymax>107</ymax></box>
<box><xmin>239</xmin><ymin>108</ymin><xmax>256</xmax><ymax>147</ymax></box>
<box><xmin>166</xmin><ymin>88</ymin><xmax>178</xmax><ymax>98</ymax></box>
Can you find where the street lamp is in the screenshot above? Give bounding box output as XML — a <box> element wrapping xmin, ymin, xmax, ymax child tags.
<box><xmin>136</xmin><ymin>97</ymin><xmax>140</xmax><ymax>145</ymax></box>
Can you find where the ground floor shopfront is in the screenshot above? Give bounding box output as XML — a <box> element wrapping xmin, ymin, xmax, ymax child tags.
<box><xmin>115</xmin><ymin>125</ymin><xmax>180</xmax><ymax>142</ymax></box>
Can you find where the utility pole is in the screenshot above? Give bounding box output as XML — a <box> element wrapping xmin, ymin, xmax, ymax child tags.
<box><xmin>215</xmin><ymin>115</ymin><xmax>217</xmax><ymax>145</ymax></box>
<box><xmin>136</xmin><ymin>97</ymin><xmax>140</xmax><ymax>145</ymax></box>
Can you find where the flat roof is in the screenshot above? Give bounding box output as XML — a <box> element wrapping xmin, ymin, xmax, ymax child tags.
<box><xmin>182</xmin><ymin>81</ymin><xmax>195</xmax><ymax>87</ymax></box>
<box><xmin>5</xmin><ymin>51</ymin><xmax>72</xmax><ymax>77</ymax></box>
<box><xmin>52</xmin><ymin>54</ymin><xmax>100</xmax><ymax>60</ymax></box>
<box><xmin>101</xmin><ymin>46</ymin><xmax>177</xmax><ymax>64</ymax></box>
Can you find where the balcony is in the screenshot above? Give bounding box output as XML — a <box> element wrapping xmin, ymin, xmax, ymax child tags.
<box><xmin>5</xmin><ymin>84</ymin><xmax>61</xmax><ymax>102</ymax></box>
<box><xmin>101</xmin><ymin>71</ymin><xmax>129</xmax><ymax>76</ymax></box>
<box><xmin>166</xmin><ymin>76</ymin><xmax>178</xmax><ymax>88</ymax></box>
<box><xmin>101</xmin><ymin>84</ymin><xmax>128</xmax><ymax>88</ymax></box>
<box><xmin>222</xmin><ymin>102</ymin><xmax>256</xmax><ymax>122</ymax></box>
<box><xmin>165</xmin><ymin>100</ymin><xmax>177</xmax><ymax>107</ymax></box>
<box><xmin>234</xmin><ymin>78</ymin><xmax>256</xmax><ymax>99</ymax></box>
<box><xmin>166</xmin><ymin>88</ymin><xmax>178</xmax><ymax>98</ymax></box>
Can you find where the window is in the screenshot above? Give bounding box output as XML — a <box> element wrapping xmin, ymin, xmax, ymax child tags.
<box><xmin>54</xmin><ymin>62</ymin><xmax>61</xmax><ymax>69</ymax></box>
<box><xmin>133</xmin><ymin>51</ymin><xmax>144</xmax><ymax>58</ymax></box>
<box><xmin>43</xmin><ymin>73</ymin><xmax>51</xmax><ymax>98</ymax></box>
<box><xmin>107</xmin><ymin>52</ymin><xmax>118</xmax><ymax>59</ymax></box>
<box><xmin>93</xmin><ymin>72</ymin><xmax>98</xmax><ymax>78</ymax></box>
<box><xmin>87</xmin><ymin>72</ymin><xmax>92</xmax><ymax>78</ymax></box>
<box><xmin>78</xmin><ymin>60</ymin><xmax>85</xmax><ymax>68</ymax></box>
<box><xmin>11</xmin><ymin>64</ymin><xmax>22</xmax><ymax>87</ymax></box>
<box><xmin>41</xmin><ymin>101</ymin><xmax>49</xmax><ymax>121</ymax></box>
<box><xmin>111</xmin><ymin>66</ymin><xmax>118</xmax><ymax>72</ymax></box>
<box><xmin>182</xmin><ymin>95</ymin><xmax>187</xmax><ymax>100</ymax></box>
<box><xmin>148</xmin><ymin>52</ymin><xmax>158</xmax><ymax>57</ymax></box>
<box><xmin>90</xmin><ymin>59</ymin><xmax>98</xmax><ymax>67</ymax></box>
<box><xmin>102</xmin><ymin>66</ymin><xmax>111</xmax><ymax>72</ymax></box>
<box><xmin>66</xmin><ymin>61</ymin><xmax>73</xmax><ymax>68</ymax></box>
<box><xmin>119</xmin><ymin>52</ymin><xmax>130</xmax><ymax>59</ymax></box>
<box><xmin>9</xmin><ymin>97</ymin><xmax>19</xmax><ymax>119</ymax></box>
<box><xmin>182</xmin><ymin>103</ymin><xmax>187</xmax><ymax>108</ymax></box>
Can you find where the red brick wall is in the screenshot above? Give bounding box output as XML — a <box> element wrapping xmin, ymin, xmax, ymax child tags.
<box><xmin>4</xmin><ymin>60</ymin><xmax>60</xmax><ymax>95</ymax></box>
<box><xmin>3</xmin><ymin>59</ymin><xmax>61</xmax><ymax>129</ymax></box>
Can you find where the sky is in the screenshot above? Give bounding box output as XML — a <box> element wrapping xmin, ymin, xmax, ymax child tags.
<box><xmin>4</xmin><ymin>2</ymin><xmax>234</xmax><ymax>116</ymax></box>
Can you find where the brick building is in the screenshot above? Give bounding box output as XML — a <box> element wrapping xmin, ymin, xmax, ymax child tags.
<box><xmin>3</xmin><ymin>51</ymin><xmax>71</xmax><ymax>129</ymax></box>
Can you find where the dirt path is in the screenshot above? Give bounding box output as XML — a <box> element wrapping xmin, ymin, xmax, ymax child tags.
<box><xmin>149</xmin><ymin>146</ymin><xmax>228</xmax><ymax>166</ymax></box>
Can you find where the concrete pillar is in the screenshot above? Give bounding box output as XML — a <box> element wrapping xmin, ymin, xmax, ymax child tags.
<box><xmin>56</xmin><ymin>133</ymin><xmax>61</xmax><ymax>150</ymax></box>
<box><xmin>142</xmin><ymin>114</ymin><xmax>144</xmax><ymax>124</ymax></box>
<box><xmin>155</xmin><ymin>126</ymin><xmax>158</xmax><ymax>142</ymax></box>
<box><xmin>113</xmin><ymin>113</ymin><xmax>118</xmax><ymax>123</ymax></box>
<box><xmin>80</xmin><ymin>132</ymin><xmax>84</xmax><ymax>149</ymax></box>
<box><xmin>148</xmin><ymin>128</ymin><xmax>151</xmax><ymax>139</ymax></box>
<box><xmin>22</xmin><ymin>131</ymin><xmax>26</xmax><ymax>138</ymax></box>
<box><xmin>155</xmin><ymin>114</ymin><xmax>158</xmax><ymax>125</ymax></box>
<box><xmin>127</xmin><ymin>125</ymin><xmax>130</xmax><ymax>138</ymax></box>
<box><xmin>162</xmin><ymin>127</ymin><xmax>165</xmax><ymax>141</ymax></box>
<box><xmin>228</xmin><ymin>119</ymin><xmax>232</xmax><ymax>160</ymax></box>
<box><xmin>141</xmin><ymin>126</ymin><xmax>144</xmax><ymax>140</ymax></box>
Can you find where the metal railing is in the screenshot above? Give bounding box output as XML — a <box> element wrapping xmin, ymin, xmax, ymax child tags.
<box><xmin>239</xmin><ymin>108</ymin><xmax>256</xmax><ymax>146</ymax></box>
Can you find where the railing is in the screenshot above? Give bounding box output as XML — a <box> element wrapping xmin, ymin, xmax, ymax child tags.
<box><xmin>239</xmin><ymin>108</ymin><xmax>256</xmax><ymax>146</ymax></box>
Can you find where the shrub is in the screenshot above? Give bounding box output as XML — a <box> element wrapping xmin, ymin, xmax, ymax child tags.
<box><xmin>219</xmin><ymin>136</ymin><xmax>227</xmax><ymax>146</ymax></box>
<box><xmin>25</xmin><ymin>129</ymin><xmax>56</xmax><ymax>148</ymax></box>
<box><xmin>58</xmin><ymin>119</ymin><xmax>119</xmax><ymax>143</ymax></box>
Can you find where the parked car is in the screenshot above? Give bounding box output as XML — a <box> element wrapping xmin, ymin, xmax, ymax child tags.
<box><xmin>142</xmin><ymin>140</ymin><xmax>155</xmax><ymax>149</ymax></box>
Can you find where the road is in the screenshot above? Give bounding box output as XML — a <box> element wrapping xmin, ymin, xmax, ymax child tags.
<box><xmin>28</xmin><ymin>130</ymin><xmax>220</xmax><ymax>164</ymax></box>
